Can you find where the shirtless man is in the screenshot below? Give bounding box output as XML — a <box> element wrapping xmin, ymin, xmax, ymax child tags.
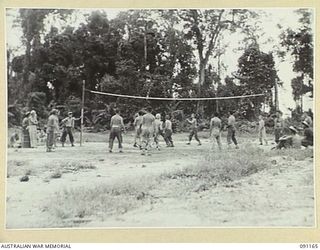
<box><xmin>258</xmin><ymin>115</ymin><xmax>268</xmax><ymax>145</ymax></box>
<box><xmin>140</xmin><ymin>107</ymin><xmax>156</xmax><ymax>155</ymax></box>
<box><xmin>109</xmin><ymin>109</ymin><xmax>125</xmax><ymax>153</ymax></box>
<box><xmin>154</xmin><ymin>113</ymin><xmax>164</xmax><ymax>150</ymax></box>
<box><xmin>164</xmin><ymin>115</ymin><xmax>174</xmax><ymax>147</ymax></box>
<box><xmin>186</xmin><ymin>113</ymin><xmax>201</xmax><ymax>146</ymax></box>
<box><xmin>209</xmin><ymin>112</ymin><xmax>222</xmax><ymax>150</ymax></box>
<box><xmin>274</xmin><ymin>111</ymin><xmax>284</xmax><ymax>144</ymax></box>
<box><xmin>227</xmin><ymin>110</ymin><xmax>239</xmax><ymax>149</ymax></box>
<box><xmin>133</xmin><ymin>111</ymin><xmax>143</xmax><ymax>148</ymax></box>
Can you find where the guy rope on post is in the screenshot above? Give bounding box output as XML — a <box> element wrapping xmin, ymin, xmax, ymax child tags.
<box><xmin>85</xmin><ymin>89</ymin><xmax>264</xmax><ymax>101</ymax></box>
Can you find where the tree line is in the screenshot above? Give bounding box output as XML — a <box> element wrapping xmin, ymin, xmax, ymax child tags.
<box><xmin>7</xmin><ymin>9</ymin><xmax>313</xmax><ymax>129</ymax></box>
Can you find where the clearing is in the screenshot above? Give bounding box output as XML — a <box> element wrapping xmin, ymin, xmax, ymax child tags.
<box><xmin>6</xmin><ymin>131</ymin><xmax>315</xmax><ymax>228</ymax></box>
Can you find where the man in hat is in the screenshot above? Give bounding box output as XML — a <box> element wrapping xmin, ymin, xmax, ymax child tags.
<box><xmin>109</xmin><ymin>109</ymin><xmax>125</xmax><ymax>153</ymax></box>
<box><xmin>276</xmin><ymin>126</ymin><xmax>301</xmax><ymax>149</ymax></box>
<box><xmin>186</xmin><ymin>113</ymin><xmax>201</xmax><ymax>146</ymax></box>
<box><xmin>274</xmin><ymin>111</ymin><xmax>284</xmax><ymax>144</ymax></box>
<box><xmin>46</xmin><ymin>109</ymin><xmax>59</xmax><ymax>152</ymax></box>
<box><xmin>60</xmin><ymin>111</ymin><xmax>81</xmax><ymax>147</ymax></box>
<box><xmin>301</xmin><ymin>121</ymin><xmax>313</xmax><ymax>148</ymax></box>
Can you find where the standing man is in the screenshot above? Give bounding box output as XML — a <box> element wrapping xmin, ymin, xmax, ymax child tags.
<box><xmin>21</xmin><ymin>111</ymin><xmax>31</xmax><ymax>148</ymax></box>
<box><xmin>28</xmin><ymin>110</ymin><xmax>39</xmax><ymax>148</ymax></box>
<box><xmin>46</xmin><ymin>109</ymin><xmax>59</xmax><ymax>152</ymax></box>
<box><xmin>274</xmin><ymin>110</ymin><xmax>284</xmax><ymax>144</ymax></box>
<box><xmin>154</xmin><ymin>113</ymin><xmax>164</xmax><ymax>150</ymax></box>
<box><xmin>186</xmin><ymin>113</ymin><xmax>201</xmax><ymax>146</ymax></box>
<box><xmin>53</xmin><ymin>109</ymin><xmax>60</xmax><ymax>149</ymax></box>
<box><xmin>164</xmin><ymin>114</ymin><xmax>174</xmax><ymax>147</ymax></box>
<box><xmin>227</xmin><ymin>110</ymin><xmax>239</xmax><ymax>149</ymax></box>
<box><xmin>133</xmin><ymin>111</ymin><xmax>143</xmax><ymax>148</ymax></box>
<box><xmin>209</xmin><ymin>112</ymin><xmax>222</xmax><ymax>150</ymax></box>
<box><xmin>140</xmin><ymin>107</ymin><xmax>156</xmax><ymax>155</ymax></box>
<box><xmin>258</xmin><ymin>115</ymin><xmax>268</xmax><ymax>145</ymax></box>
<box><xmin>60</xmin><ymin>112</ymin><xmax>81</xmax><ymax>147</ymax></box>
<box><xmin>109</xmin><ymin>109</ymin><xmax>125</xmax><ymax>153</ymax></box>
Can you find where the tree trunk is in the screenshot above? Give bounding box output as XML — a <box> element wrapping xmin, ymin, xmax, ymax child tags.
<box><xmin>197</xmin><ymin>61</ymin><xmax>206</xmax><ymax>115</ymax></box>
<box><xmin>274</xmin><ymin>81</ymin><xmax>279</xmax><ymax>111</ymax></box>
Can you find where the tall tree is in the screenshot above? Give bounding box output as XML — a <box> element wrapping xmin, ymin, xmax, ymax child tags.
<box><xmin>235</xmin><ymin>43</ymin><xmax>280</xmax><ymax>119</ymax></box>
<box><xmin>18</xmin><ymin>9</ymin><xmax>72</xmax><ymax>97</ymax></box>
<box><xmin>279</xmin><ymin>9</ymin><xmax>313</xmax><ymax>110</ymax></box>
<box><xmin>177</xmin><ymin>9</ymin><xmax>257</xmax><ymax>113</ymax></box>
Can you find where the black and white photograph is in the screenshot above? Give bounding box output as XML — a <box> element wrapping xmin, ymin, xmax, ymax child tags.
<box><xmin>5</xmin><ymin>8</ymin><xmax>315</xmax><ymax>229</ymax></box>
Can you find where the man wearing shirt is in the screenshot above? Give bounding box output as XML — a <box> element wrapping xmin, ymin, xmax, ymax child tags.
<box><xmin>164</xmin><ymin>115</ymin><xmax>174</xmax><ymax>147</ymax></box>
<box><xmin>227</xmin><ymin>110</ymin><xmax>239</xmax><ymax>149</ymax></box>
<box><xmin>210</xmin><ymin>112</ymin><xmax>222</xmax><ymax>150</ymax></box>
<box><xmin>109</xmin><ymin>109</ymin><xmax>125</xmax><ymax>153</ymax></box>
<box><xmin>140</xmin><ymin>107</ymin><xmax>156</xmax><ymax>155</ymax></box>
<box><xmin>46</xmin><ymin>109</ymin><xmax>59</xmax><ymax>152</ymax></box>
<box><xmin>60</xmin><ymin>112</ymin><xmax>80</xmax><ymax>147</ymax></box>
<box><xmin>186</xmin><ymin>113</ymin><xmax>201</xmax><ymax>146</ymax></box>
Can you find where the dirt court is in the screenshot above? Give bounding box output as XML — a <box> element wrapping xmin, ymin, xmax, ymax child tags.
<box><xmin>6</xmin><ymin>131</ymin><xmax>315</xmax><ymax>228</ymax></box>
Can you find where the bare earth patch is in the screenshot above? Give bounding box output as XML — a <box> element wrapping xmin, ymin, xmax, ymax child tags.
<box><xmin>6</xmin><ymin>132</ymin><xmax>314</xmax><ymax>228</ymax></box>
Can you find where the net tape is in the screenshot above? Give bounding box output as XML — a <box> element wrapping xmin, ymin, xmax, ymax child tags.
<box><xmin>87</xmin><ymin>89</ymin><xmax>264</xmax><ymax>101</ymax></box>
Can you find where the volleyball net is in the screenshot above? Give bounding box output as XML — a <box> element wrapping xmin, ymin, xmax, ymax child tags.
<box><xmin>86</xmin><ymin>89</ymin><xmax>264</xmax><ymax>101</ymax></box>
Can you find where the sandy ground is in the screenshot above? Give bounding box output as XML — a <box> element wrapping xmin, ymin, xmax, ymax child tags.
<box><xmin>6</xmin><ymin>132</ymin><xmax>315</xmax><ymax>228</ymax></box>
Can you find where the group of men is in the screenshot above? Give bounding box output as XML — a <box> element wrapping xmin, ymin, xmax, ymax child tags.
<box><xmin>272</xmin><ymin>111</ymin><xmax>314</xmax><ymax>149</ymax></box>
<box><xmin>108</xmin><ymin>109</ymin><xmax>240</xmax><ymax>155</ymax></box>
<box><xmin>46</xmin><ymin>109</ymin><xmax>81</xmax><ymax>152</ymax></box>
<box><xmin>43</xmin><ymin>107</ymin><xmax>313</xmax><ymax>154</ymax></box>
<box><xmin>110</xmin><ymin>107</ymin><xmax>174</xmax><ymax>155</ymax></box>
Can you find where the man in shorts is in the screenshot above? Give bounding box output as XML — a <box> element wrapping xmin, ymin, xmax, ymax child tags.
<box><xmin>186</xmin><ymin>113</ymin><xmax>201</xmax><ymax>146</ymax></box>
<box><xmin>133</xmin><ymin>111</ymin><xmax>143</xmax><ymax>148</ymax></box>
<box><xmin>209</xmin><ymin>112</ymin><xmax>222</xmax><ymax>150</ymax></box>
<box><xmin>109</xmin><ymin>109</ymin><xmax>125</xmax><ymax>153</ymax></box>
<box><xmin>164</xmin><ymin>115</ymin><xmax>174</xmax><ymax>147</ymax></box>
<box><xmin>227</xmin><ymin>110</ymin><xmax>239</xmax><ymax>149</ymax></box>
<box><xmin>154</xmin><ymin>113</ymin><xmax>164</xmax><ymax>150</ymax></box>
<box><xmin>258</xmin><ymin>115</ymin><xmax>268</xmax><ymax>145</ymax></box>
<box><xmin>140</xmin><ymin>107</ymin><xmax>156</xmax><ymax>155</ymax></box>
<box><xmin>274</xmin><ymin>110</ymin><xmax>284</xmax><ymax>144</ymax></box>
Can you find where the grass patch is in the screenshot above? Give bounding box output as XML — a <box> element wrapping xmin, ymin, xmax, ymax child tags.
<box><xmin>159</xmin><ymin>143</ymin><xmax>268</xmax><ymax>195</ymax></box>
<box><xmin>266</xmin><ymin>147</ymin><xmax>313</xmax><ymax>161</ymax></box>
<box><xmin>7</xmin><ymin>160</ymin><xmax>29</xmax><ymax>177</ymax></box>
<box><xmin>50</xmin><ymin>170</ymin><xmax>62</xmax><ymax>179</ymax></box>
<box><xmin>59</xmin><ymin>161</ymin><xmax>96</xmax><ymax>173</ymax></box>
<box><xmin>48</xmin><ymin>176</ymin><xmax>159</xmax><ymax>225</ymax></box>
